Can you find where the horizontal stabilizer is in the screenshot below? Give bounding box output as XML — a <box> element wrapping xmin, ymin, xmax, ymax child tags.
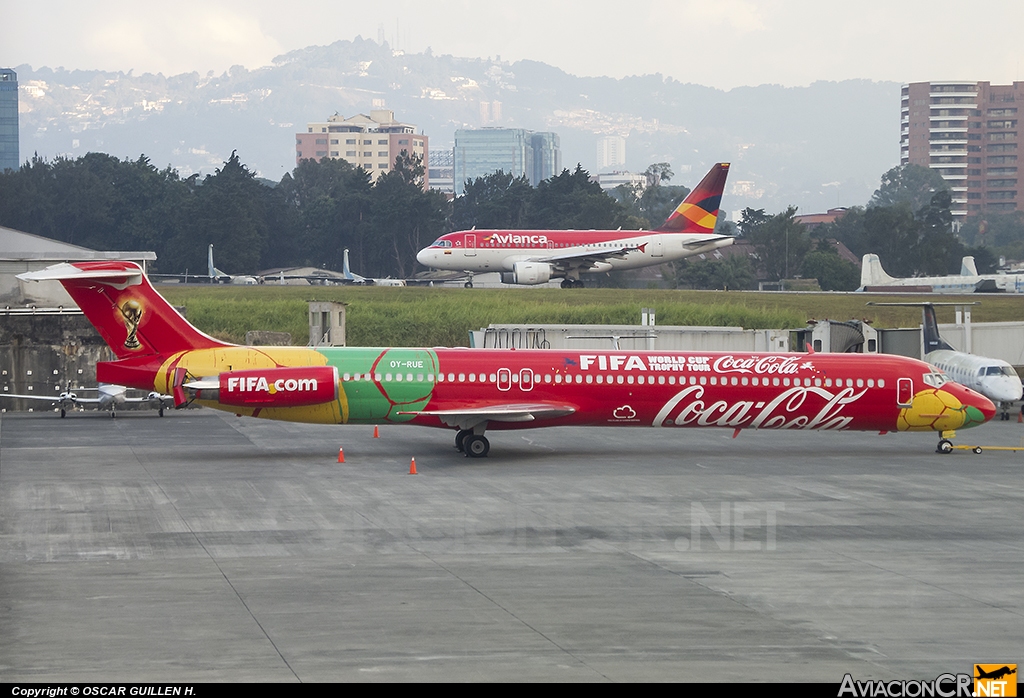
<box><xmin>18</xmin><ymin>262</ymin><xmax>143</xmax><ymax>283</ymax></box>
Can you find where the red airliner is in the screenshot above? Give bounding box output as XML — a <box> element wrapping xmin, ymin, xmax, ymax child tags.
<box><xmin>20</xmin><ymin>262</ymin><xmax>995</xmax><ymax>457</ymax></box>
<box><xmin>416</xmin><ymin>163</ymin><xmax>734</xmax><ymax>288</ymax></box>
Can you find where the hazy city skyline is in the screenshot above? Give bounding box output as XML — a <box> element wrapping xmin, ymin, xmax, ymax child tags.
<box><xmin>4</xmin><ymin>1</ymin><xmax>1023</xmax><ymax>90</ymax></box>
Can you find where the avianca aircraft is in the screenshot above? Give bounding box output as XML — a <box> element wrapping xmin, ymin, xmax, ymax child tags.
<box><xmin>416</xmin><ymin>163</ymin><xmax>734</xmax><ymax>288</ymax></box>
<box><xmin>20</xmin><ymin>262</ymin><xmax>995</xmax><ymax>457</ymax></box>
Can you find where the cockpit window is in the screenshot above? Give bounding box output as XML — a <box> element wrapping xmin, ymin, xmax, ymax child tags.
<box><xmin>431</xmin><ymin>239</ymin><xmax>452</xmax><ymax>248</ymax></box>
<box><xmin>922</xmin><ymin>371</ymin><xmax>948</xmax><ymax>388</ymax></box>
<box><xmin>984</xmin><ymin>365</ymin><xmax>1018</xmax><ymax>377</ymax></box>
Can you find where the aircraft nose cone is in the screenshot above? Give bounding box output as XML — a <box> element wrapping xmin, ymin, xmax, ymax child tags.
<box><xmin>416</xmin><ymin>249</ymin><xmax>431</xmax><ymax>266</ymax></box>
<box><xmin>997</xmin><ymin>378</ymin><xmax>1024</xmax><ymax>403</ymax></box>
<box><xmin>943</xmin><ymin>382</ymin><xmax>996</xmax><ymax>426</ymax></box>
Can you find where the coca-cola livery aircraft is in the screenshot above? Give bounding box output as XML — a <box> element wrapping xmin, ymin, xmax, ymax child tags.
<box><xmin>20</xmin><ymin>262</ymin><xmax>995</xmax><ymax>457</ymax></box>
<box><xmin>416</xmin><ymin>163</ymin><xmax>734</xmax><ymax>288</ymax></box>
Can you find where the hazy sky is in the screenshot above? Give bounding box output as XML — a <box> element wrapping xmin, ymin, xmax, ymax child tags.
<box><xmin>3</xmin><ymin>1</ymin><xmax>1023</xmax><ymax>89</ymax></box>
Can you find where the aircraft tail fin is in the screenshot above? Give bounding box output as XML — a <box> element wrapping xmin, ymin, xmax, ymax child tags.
<box><xmin>18</xmin><ymin>262</ymin><xmax>231</xmax><ymax>361</ymax></box>
<box><xmin>343</xmin><ymin>248</ymin><xmax>353</xmax><ymax>280</ymax></box>
<box><xmin>208</xmin><ymin>243</ymin><xmax>229</xmax><ymax>279</ymax></box>
<box><xmin>860</xmin><ymin>254</ymin><xmax>896</xmax><ymax>287</ymax></box>
<box><xmin>654</xmin><ymin>163</ymin><xmax>730</xmax><ymax>234</ymax></box>
<box><xmin>961</xmin><ymin>256</ymin><xmax>978</xmax><ymax>276</ymax></box>
<box><xmin>922</xmin><ymin>304</ymin><xmax>955</xmax><ymax>353</ymax></box>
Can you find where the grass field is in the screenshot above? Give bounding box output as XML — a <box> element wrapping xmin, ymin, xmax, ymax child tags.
<box><xmin>157</xmin><ymin>284</ymin><xmax>1024</xmax><ymax>347</ymax></box>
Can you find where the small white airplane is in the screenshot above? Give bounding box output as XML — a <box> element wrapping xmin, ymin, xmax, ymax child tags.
<box><xmin>860</xmin><ymin>253</ymin><xmax>1024</xmax><ymax>293</ymax></box>
<box><xmin>1</xmin><ymin>384</ymin><xmax>174</xmax><ymax>418</ymax></box>
<box><xmin>871</xmin><ymin>302</ymin><xmax>1023</xmax><ymax>419</ymax></box>
<box><xmin>209</xmin><ymin>244</ymin><xmax>259</xmax><ymax>285</ymax></box>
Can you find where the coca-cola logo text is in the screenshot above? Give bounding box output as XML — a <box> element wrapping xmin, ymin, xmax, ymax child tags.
<box><xmin>652</xmin><ymin>384</ymin><xmax>867</xmax><ymax>431</ymax></box>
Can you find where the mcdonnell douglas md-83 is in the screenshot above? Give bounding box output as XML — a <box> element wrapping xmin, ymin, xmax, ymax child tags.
<box><xmin>416</xmin><ymin>163</ymin><xmax>734</xmax><ymax>288</ymax></box>
<box><xmin>20</xmin><ymin>262</ymin><xmax>995</xmax><ymax>457</ymax></box>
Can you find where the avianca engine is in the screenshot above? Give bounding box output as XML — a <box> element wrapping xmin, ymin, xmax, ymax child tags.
<box><xmin>20</xmin><ymin>262</ymin><xmax>995</xmax><ymax>457</ymax></box>
<box><xmin>416</xmin><ymin>163</ymin><xmax>734</xmax><ymax>288</ymax></box>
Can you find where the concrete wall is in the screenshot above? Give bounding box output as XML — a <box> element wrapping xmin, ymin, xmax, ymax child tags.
<box><xmin>0</xmin><ymin>311</ymin><xmax>113</xmax><ymax>412</ymax></box>
<box><xmin>471</xmin><ymin>324</ymin><xmax>790</xmax><ymax>352</ymax></box>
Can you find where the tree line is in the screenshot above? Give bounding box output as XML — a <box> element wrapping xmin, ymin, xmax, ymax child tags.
<box><xmin>2</xmin><ymin>154</ymin><xmax>1021</xmax><ymax>288</ymax></box>
<box><xmin>0</xmin><ymin>153</ymin><xmax>644</xmax><ymax>279</ymax></box>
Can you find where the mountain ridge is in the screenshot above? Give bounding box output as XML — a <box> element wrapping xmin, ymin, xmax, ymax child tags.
<box><xmin>11</xmin><ymin>37</ymin><xmax>900</xmax><ymax>214</ymax></box>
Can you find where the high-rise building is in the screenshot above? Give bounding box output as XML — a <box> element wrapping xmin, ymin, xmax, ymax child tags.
<box><xmin>531</xmin><ymin>131</ymin><xmax>561</xmax><ymax>184</ymax></box>
<box><xmin>0</xmin><ymin>69</ymin><xmax>19</xmax><ymax>173</ymax></box>
<box><xmin>295</xmin><ymin>109</ymin><xmax>429</xmax><ymax>188</ymax></box>
<box><xmin>428</xmin><ymin>148</ymin><xmax>454</xmax><ymax>196</ymax></box>
<box><xmin>596</xmin><ymin>136</ymin><xmax>626</xmax><ymax>171</ymax></box>
<box><xmin>901</xmin><ymin>81</ymin><xmax>1022</xmax><ymax>224</ymax></box>
<box><xmin>453</xmin><ymin>128</ymin><xmax>561</xmax><ymax>195</ymax></box>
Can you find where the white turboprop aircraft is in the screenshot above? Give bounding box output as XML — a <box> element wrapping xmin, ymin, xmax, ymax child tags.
<box><xmin>871</xmin><ymin>302</ymin><xmax>1023</xmax><ymax>419</ymax></box>
<box><xmin>1</xmin><ymin>384</ymin><xmax>174</xmax><ymax>418</ymax></box>
<box><xmin>341</xmin><ymin>248</ymin><xmax>406</xmax><ymax>286</ymax></box>
<box><xmin>209</xmin><ymin>244</ymin><xmax>259</xmax><ymax>285</ymax></box>
<box><xmin>860</xmin><ymin>254</ymin><xmax>1024</xmax><ymax>294</ymax></box>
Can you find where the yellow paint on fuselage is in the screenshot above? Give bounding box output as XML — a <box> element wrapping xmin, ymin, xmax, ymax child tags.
<box><xmin>157</xmin><ymin>346</ymin><xmax>349</xmax><ymax>425</ymax></box>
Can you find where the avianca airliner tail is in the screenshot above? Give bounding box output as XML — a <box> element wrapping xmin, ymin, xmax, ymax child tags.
<box><xmin>416</xmin><ymin>163</ymin><xmax>733</xmax><ymax>288</ymax></box>
<box><xmin>20</xmin><ymin>262</ymin><xmax>995</xmax><ymax>457</ymax></box>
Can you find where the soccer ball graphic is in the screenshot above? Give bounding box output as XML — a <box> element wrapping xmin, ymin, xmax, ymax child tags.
<box><xmin>897</xmin><ymin>388</ymin><xmax>972</xmax><ymax>432</ymax></box>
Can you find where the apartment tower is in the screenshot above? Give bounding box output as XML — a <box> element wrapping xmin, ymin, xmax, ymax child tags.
<box><xmin>296</xmin><ymin>109</ymin><xmax>429</xmax><ymax>188</ymax></box>
<box><xmin>901</xmin><ymin>81</ymin><xmax>1022</xmax><ymax>224</ymax></box>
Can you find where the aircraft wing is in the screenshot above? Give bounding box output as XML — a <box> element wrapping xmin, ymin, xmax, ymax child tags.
<box><xmin>0</xmin><ymin>393</ymin><xmax>65</xmax><ymax>402</ymax></box>
<box><xmin>121</xmin><ymin>393</ymin><xmax>174</xmax><ymax>405</ymax></box>
<box><xmin>398</xmin><ymin>403</ymin><xmax>576</xmax><ymax>430</ymax></box>
<box><xmin>530</xmin><ymin>234</ymin><xmax>732</xmax><ymax>272</ymax></box>
<box><xmin>532</xmin><ymin>246</ymin><xmax>642</xmax><ymax>271</ymax></box>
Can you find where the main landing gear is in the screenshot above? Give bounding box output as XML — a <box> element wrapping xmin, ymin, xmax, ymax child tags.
<box><xmin>455</xmin><ymin>428</ymin><xmax>490</xmax><ymax>458</ymax></box>
<box><xmin>560</xmin><ymin>278</ymin><xmax>585</xmax><ymax>289</ymax></box>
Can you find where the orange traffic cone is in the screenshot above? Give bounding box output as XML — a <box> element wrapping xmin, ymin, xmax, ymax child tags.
<box><xmin>373</xmin><ymin>425</ymin><xmax>380</xmax><ymax>438</ymax></box>
<box><xmin>409</xmin><ymin>457</ymin><xmax>417</xmax><ymax>475</ymax></box>
<box><xmin>337</xmin><ymin>447</ymin><xmax>345</xmax><ymax>463</ymax></box>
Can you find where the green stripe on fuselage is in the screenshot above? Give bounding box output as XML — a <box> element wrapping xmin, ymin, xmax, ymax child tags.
<box><xmin>318</xmin><ymin>347</ymin><xmax>439</xmax><ymax>423</ymax></box>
